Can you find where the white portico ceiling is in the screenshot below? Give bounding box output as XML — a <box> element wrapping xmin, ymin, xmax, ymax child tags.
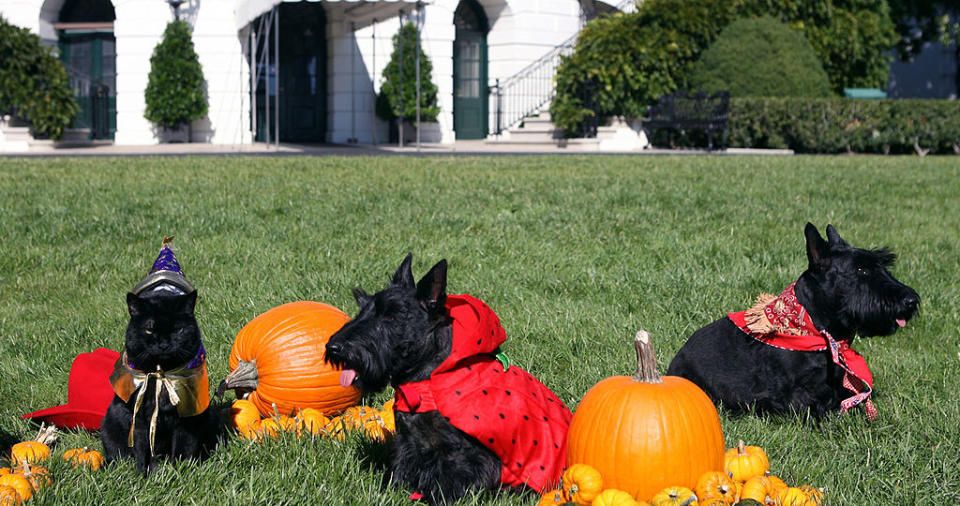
<box><xmin>234</xmin><ymin>0</ymin><xmax>430</xmax><ymax>31</ymax></box>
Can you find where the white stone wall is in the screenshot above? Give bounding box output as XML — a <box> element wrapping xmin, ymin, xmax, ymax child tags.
<box><xmin>339</xmin><ymin>0</ymin><xmax>582</xmax><ymax>145</ymax></box>
<box><xmin>2</xmin><ymin>0</ymin><xmax>584</xmax><ymax>146</ymax></box>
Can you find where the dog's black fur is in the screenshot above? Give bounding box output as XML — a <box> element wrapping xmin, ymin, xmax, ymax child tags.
<box><xmin>325</xmin><ymin>255</ymin><xmax>501</xmax><ymax>504</ymax></box>
<box><xmin>667</xmin><ymin>223</ymin><xmax>920</xmax><ymax>418</ymax></box>
<box><xmin>101</xmin><ymin>288</ymin><xmax>220</xmax><ymax>472</ymax></box>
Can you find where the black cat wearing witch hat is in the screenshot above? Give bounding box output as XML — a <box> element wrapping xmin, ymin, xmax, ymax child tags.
<box><xmin>101</xmin><ymin>237</ymin><xmax>220</xmax><ymax>473</ymax></box>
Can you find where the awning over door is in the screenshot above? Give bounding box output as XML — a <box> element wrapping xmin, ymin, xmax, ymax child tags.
<box><xmin>235</xmin><ymin>0</ymin><xmax>428</xmax><ymax>31</ymax></box>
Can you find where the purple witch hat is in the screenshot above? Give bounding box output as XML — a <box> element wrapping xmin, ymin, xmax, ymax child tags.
<box><xmin>131</xmin><ymin>236</ymin><xmax>196</xmax><ymax>295</ymax></box>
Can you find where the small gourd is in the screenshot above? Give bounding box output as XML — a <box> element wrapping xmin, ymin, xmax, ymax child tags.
<box><xmin>226</xmin><ymin>399</ymin><xmax>262</xmax><ymax>436</ymax></box>
<box><xmin>62</xmin><ymin>447</ymin><xmax>105</xmax><ymax>470</ymax></box>
<box><xmin>296</xmin><ymin>408</ymin><xmax>330</xmax><ymax>436</ymax></box>
<box><xmin>724</xmin><ymin>440</ymin><xmax>769</xmax><ymax>482</ymax></box>
<box><xmin>0</xmin><ymin>474</ymin><xmax>31</xmax><ymax>502</ymax></box>
<box><xmin>10</xmin><ymin>424</ymin><xmax>58</xmax><ymax>466</ymax></box>
<box><xmin>562</xmin><ymin>464</ymin><xmax>604</xmax><ymax>505</ymax></box>
<box><xmin>649</xmin><ymin>486</ymin><xmax>697</xmax><ymax>506</ymax></box>
<box><xmin>537</xmin><ymin>488</ymin><xmax>567</xmax><ymax>506</ymax></box>
<box><xmin>0</xmin><ymin>485</ymin><xmax>21</xmax><ymax>506</ymax></box>
<box><xmin>592</xmin><ymin>489</ymin><xmax>641</xmax><ymax>506</ymax></box>
<box><xmin>14</xmin><ymin>463</ymin><xmax>52</xmax><ymax>493</ymax></box>
<box><xmin>694</xmin><ymin>470</ymin><xmax>738</xmax><ymax>503</ymax></box>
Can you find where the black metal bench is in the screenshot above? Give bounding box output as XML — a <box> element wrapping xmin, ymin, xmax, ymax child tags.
<box><xmin>642</xmin><ymin>90</ymin><xmax>730</xmax><ymax>150</ymax></box>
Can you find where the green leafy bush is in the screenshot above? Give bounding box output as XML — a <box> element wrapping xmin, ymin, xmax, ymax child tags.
<box><xmin>144</xmin><ymin>20</ymin><xmax>207</xmax><ymax>130</ymax></box>
<box><xmin>376</xmin><ymin>22</ymin><xmax>439</xmax><ymax>124</ymax></box>
<box><xmin>0</xmin><ymin>15</ymin><xmax>79</xmax><ymax>140</ymax></box>
<box><xmin>551</xmin><ymin>0</ymin><xmax>898</xmax><ymax>135</ymax></box>
<box><xmin>725</xmin><ymin>97</ymin><xmax>960</xmax><ymax>154</ymax></box>
<box><xmin>688</xmin><ymin>16</ymin><xmax>832</xmax><ymax>98</ymax></box>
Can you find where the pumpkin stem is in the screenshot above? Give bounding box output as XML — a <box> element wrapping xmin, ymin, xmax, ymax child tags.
<box><xmin>738</xmin><ymin>439</ymin><xmax>747</xmax><ymax>456</ymax></box>
<box><xmin>631</xmin><ymin>330</ymin><xmax>663</xmax><ymax>384</ymax></box>
<box><xmin>33</xmin><ymin>423</ymin><xmax>58</xmax><ymax>446</ymax></box>
<box><xmin>216</xmin><ymin>359</ymin><xmax>259</xmax><ymax>397</ymax></box>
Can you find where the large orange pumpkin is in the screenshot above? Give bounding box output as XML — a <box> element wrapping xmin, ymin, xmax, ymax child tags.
<box><xmin>218</xmin><ymin>301</ymin><xmax>360</xmax><ymax>417</ymax></box>
<box><xmin>566</xmin><ymin>330</ymin><xmax>725</xmax><ymax>502</ymax></box>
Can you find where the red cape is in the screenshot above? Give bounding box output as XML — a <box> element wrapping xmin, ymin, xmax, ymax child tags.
<box><xmin>394</xmin><ymin>294</ymin><xmax>572</xmax><ymax>492</ymax></box>
<box><xmin>728</xmin><ymin>282</ymin><xmax>876</xmax><ymax>420</ymax></box>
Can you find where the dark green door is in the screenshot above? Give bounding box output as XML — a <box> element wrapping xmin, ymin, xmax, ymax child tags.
<box><xmin>59</xmin><ymin>32</ymin><xmax>116</xmax><ymax>140</ymax></box>
<box><xmin>453</xmin><ymin>0</ymin><xmax>488</xmax><ymax>140</ymax></box>
<box><xmin>255</xmin><ymin>3</ymin><xmax>326</xmax><ymax>143</ymax></box>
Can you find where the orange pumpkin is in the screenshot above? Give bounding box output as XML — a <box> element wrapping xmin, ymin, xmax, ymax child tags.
<box><xmin>537</xmin><ymin>488</ymin><xmax>568</xmax><ymax>505</ymax></box>
<box><xmin>296</xmin><ymin>408</ymin><xmax>330</xmax><ymax>436</ymax></box>
<box><xmin>739</xmin><ymin>475</ymin><xmax>780</xmax><ymax>504</ymax></box>
<box><xmin>0</xmin><ymin>475</ymin><xmax>31</xmax><ymax>502</ymax></box>
<box><xmin>799</xmin><ymin>485</ymin><xmax>824</xmax><ymax>505</ymax></box>
<box><xmin>14</xmin><ymin>463</ymin><xmax>51</xmax><ymax>493</ymax></box>
<box><xmin>561</xmin><ymin>463</ymin><xmax>603</xmax><ymax>505</ymax></box>
<box><xmin>566</xmin><ymin>331</ymin><xmax>725</xmax><ymax>501</ymax></box>
<box><xmin>219</xmin><ymin>301</ymin><xmax>360</xmax><ymax>417</ymax></box>
<box><xmin>0</xmin><ymin>485</ymin><xmax>20</xmax><ymax>506</ymax></box>
<box><xmin>592</xmin><ymin>489</ymin><xmax>641</xmax><ymax>506</ymax></box>
<box><xmin>695</xmin><ymin>470</ymin><xmax>739</xmax><ymax>503</ymax></box>
<box><xmin>779</xmin><ymin>487</ymin><xmax>814</xmax><ymax>506</ymax></box>
<box><xmin>724</xmin><ymin>440</ymin><xmax>769</xmax><ymax>482</ymax></box>
<box><xmin>225</xmin><ymin>399</ymin><xmax>262</xmax><ymax>436</ymax></box>
<box><xmin>10</xmin><ymin>424</ymin><xmax>57</xmax><ymax>467</ymax></box>
<box><xmin>62</xmin><ymin>447</ymin><xmax>104</xmax><ymax>470</ymax></box>
<box><xmin>649</xmin><ymin>486</ymin><xmax>697</xmax><ymax>506</ymax></box>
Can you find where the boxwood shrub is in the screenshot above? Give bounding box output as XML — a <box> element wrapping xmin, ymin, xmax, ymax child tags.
<box><xmin>722</xmin><ymin>98</ymin><xmax>960</xmax><ymax>154</ymax></box>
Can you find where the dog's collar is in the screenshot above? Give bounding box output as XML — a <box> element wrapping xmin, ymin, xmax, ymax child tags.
<box><xmin>109</xmin><ymin>346</ymin><xmax>210</xmax><ymax>456</ymax></box>
<box><xmin>729</xmin><ymin>282</ymin><xmax>877</xmax><ymax>421</ymax></box>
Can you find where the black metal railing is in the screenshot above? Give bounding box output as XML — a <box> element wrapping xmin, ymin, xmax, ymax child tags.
<box><xmin>488</xmin><ymin>0</ymin><xmax>640</xmax><ymax>137</ymax></box>
<box><xmin>489</xmin><ymin>37</ymin><xmax>575</xmax><ymax>136</ymax></box>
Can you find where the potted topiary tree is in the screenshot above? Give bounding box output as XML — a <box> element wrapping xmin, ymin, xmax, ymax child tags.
<box><xmin>0</xmin><ymin>14</ymin><xmax>79</xmax><ymax>146</ymax></box>
<box><xmin>144</xmin><ymin>20</ymin><xmax>207</xmax><ymax>142</ymax></box>
<box><xmin>375</xmin><ymin>22</ymin><xmax>440</xmax><ymax>143</ymax></box>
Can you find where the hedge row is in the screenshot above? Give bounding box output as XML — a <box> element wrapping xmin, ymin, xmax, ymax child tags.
<box><xmin>727</xmin><ymin>98</ymin><xmax>960</xmax><ymax>154</ymax></box>
<box><xmin>651</xmin><ymin>98</ymin><xmax>960</xmax><ymax>155</ymax></box>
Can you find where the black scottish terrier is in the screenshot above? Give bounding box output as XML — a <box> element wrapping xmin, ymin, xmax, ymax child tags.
<box><xmin>326</xmin><ymin>254</ymin><xmax>571</xmax><ymax>504</ymax></box>
<box><xmin>667</xmin><ymin>223</ymin><xmax>920</xmax><ymax>419</ymax></box>
<box><xmin>101</xmin><ymin>286</ymin><xmax>220</xmax><ymax>472</ymax></box>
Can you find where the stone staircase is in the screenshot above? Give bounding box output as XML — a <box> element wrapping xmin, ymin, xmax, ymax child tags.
<box><xmin>485</xmin><ymin>111</ymin><xmax>648</xmax><ymax>151</ymax></box>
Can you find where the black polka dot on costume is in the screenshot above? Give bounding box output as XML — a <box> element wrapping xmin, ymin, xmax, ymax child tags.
<box><xmin>516</xmin><ymin>463</ymin><xmax>522</xmax><ymax>468</ymax></box>
<box><xmin>456</xmin><ymin>390</ymin><xmax>461</xmax><ymax>395</ymax></box>
<box><xmin>543</xmin><ymin>416</ymin><xmax>548</xmax><ymax>422</ymax></box>
<box><xmin>512</xmin><ymin>439</ymin><xmax>516</xmax><ymax>444</ymax></box>
<box><xmin>523</xmin><ymin>415</ymin><xmax>529</xmax><ymax>420</ymax></box>
<box><xmin>499</xmin><ymin>413</ymin><xmax>505</xmax><ymax>419</ymax></box>
<box><xmin>488</xmin><ymin>438</ymin><xmax>494</xmax><ymax>443</ymax></box>
<box><xmin>533</xmin><ymin>440</ymin><xmax>538</xmax><ymax>445</ymax></box>
<box><xmin>477</xmin><ymin>339</ymin><xmax>481</xmax><ymax>345</ymax></box>
<box><xmin>505</xmin><ymin>390</ymin><xmax>511</xmax><ymax>396</ymax></box>
<box><xmin>482</xmin><ymin>390</ymin><xmax>488</xmax><ymax>395</ymax></box>
<box><xmin>473</xmin><ymin>415</ymin><xmax>480</xmax><ymax>420</ymax></box>
<box><xmin>540</xmin><ymin>466</ymin><xmax>545</xmax><ymax>471</ymax></box>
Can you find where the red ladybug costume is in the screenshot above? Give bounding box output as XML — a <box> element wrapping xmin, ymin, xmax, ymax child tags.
<box><xmin>393</xmin><ymin>294</ymin><xmax>572</xmax><ymax>492</ymax></box>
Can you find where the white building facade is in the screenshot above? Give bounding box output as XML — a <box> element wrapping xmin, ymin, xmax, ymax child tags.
<box><xmin>0</xmin><ymin>0</ymin><xmax>630</xmax><ymax>146</ymax></box>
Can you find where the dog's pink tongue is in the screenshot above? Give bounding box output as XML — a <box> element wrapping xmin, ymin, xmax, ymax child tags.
<box><xmin>339</xmin><ymin>369</ymin><xmax>357</xmax><ymax>388</ymax></box>
<box><xmin>896</xmin><ymin>319</ymin><xmax>907</xmax><ymax>328</ymax></box>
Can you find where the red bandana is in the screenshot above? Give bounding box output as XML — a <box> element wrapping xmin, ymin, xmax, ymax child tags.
<box><xmin>393</xmin><ymin>294</ymin><xmax>572</xmax><ymax>492</ymax></box>
<box><xmin>727</xmin><ymin>282</ymin><xmax>878</xmax><ymax>421</ymax></box>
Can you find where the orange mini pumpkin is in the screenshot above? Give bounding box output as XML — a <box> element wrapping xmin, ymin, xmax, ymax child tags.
<box><xmin>695</xmin><ymin>470</ymin><xmax>739</xmax><ymax>503</ymax></box>
<box><xmin>225</xmin><ymin>399</ymin><xmax>262</xmax><ymax>436</ymax></box>
<box><xmin>0</xmin><ymin>485</ymin><xmax>21</xmax><ymax>506</ymax></box>
<box><xmin>10</xmin><ymin>424</ymin><xmax>58</xmax><ymax>466</ymax></box>
<box><xmin>561</xmin><ymin>463</ymin><xmax>603</xmax><ymax>505</ymax></box>
<box><xmin>0</xmin><ymin>474</ymin><xmax>31</xmax><ymax>502</ymax></box>
<box><xmin>593</xmin><ymin>489</ymin><xmax>641</xmax><ymax>506</ymax></box>
<box><xmin>62</xmin><ymin>447</ymin><xmax>104</xmax><ymax>470</ymax></box>
<box><xmin>566</xmin><ymin>331</ymin><xmax>725</xmax><ymax>501</ymax></box>
<box><xmin>724</xmin><ymin>440</ymin><xmax>769</xmax><ymax>482</ymax></box>
<box><xmin>14</xmin><ymin>463</ymin><xmax>52</xmax><ymax>493</ymax></box>
<box><xmin>296</xmin><ymin>408</ymin><xmax>330</xmax><ymax>436</ymax></box>
<box><xmin>649</xmin><ymin>486</ymin><xmax>697</xmax><ymax>506</ymax></box>
<box><xmin>219</xmin><ymin>301</ymin><xmax>360</xmax><ymax>417</ymax></box>
<box><xmin>537</xmin><ymin>488</ymin><xmax>568</xmax><ymax>505</ymax></box>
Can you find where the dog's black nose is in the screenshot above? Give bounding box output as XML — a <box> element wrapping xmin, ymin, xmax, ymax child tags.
<box><xmin>904</xmin><ymin>295</ymin><xmax>920</xmax><ymax>312</ymax></box>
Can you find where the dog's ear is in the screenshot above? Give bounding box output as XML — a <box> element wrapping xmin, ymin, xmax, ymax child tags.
<box><xmin>127</xmin><ymin>292</ymin><xmax>143</xmax><ymax>317</ymax></box>
<box><xmin>416</xmin><ymin>259</ymin><xmax>447</xmax><ymax>314</ymax></box>
<box><xmin>353</xmin><ymin>288</ymin><xmax>372</xmax><ymax>308</ymax></box>
<box><xmin>825</xmin><ymin>224</ymin><xmax>849</xmax><ymax>249</ymax></box>
<box><xmin>805</xmin><ymin>222</ymin><xmax>831</xmax><ymax>271</ymax></box>
<box><xmin>392</xmin><ymin>253</ymin><xmax>416</xmax><ymax>289</ymax></box>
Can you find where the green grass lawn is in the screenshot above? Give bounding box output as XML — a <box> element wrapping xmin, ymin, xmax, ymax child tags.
<box><xmin>1</xmin><ymin>154</ymin><xmax>958</xmax><ymax>504</ymax></box>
